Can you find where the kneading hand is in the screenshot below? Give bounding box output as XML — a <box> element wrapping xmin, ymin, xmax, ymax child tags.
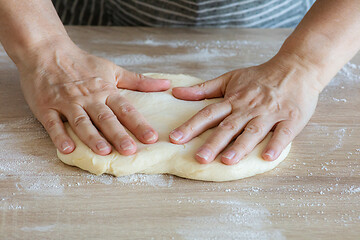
<box><xmin>19</xmin><ymin>40</ymin><xmax>170</xmax><ymax>156</ymax></box>
<box><xmin>169</xmin><ymin>57</ymin><xmax>320</xmax><ymax>165</ymax></box>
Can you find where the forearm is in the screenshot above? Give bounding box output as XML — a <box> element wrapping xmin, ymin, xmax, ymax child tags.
<box><xmin>275</xmin><ymin>0</ymin><xmax>360</xmax><ymax>91</ymax></box>
<box><xmin>0</xmin><ymin>0</ymin><xmax>71</xmax><ymax>65</ymax></box>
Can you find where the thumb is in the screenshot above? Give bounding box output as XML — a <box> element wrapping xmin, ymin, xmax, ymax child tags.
<box><xmin>116</xmin><ymin>68</ymin><xmax>171</xmax><ymax>92</ymax></box>
<box><xmin>172</xmin><ymin>74</ymin><xmax>228</xmax><ymax>101</ymax></box>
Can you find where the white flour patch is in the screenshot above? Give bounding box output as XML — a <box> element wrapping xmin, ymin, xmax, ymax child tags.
<box><xmin>83</xmin><ymin>173</ymin><xmax>115</xmax><ymax>185</ymax></box>
<box><xmin>116</xmin><ymin>174</ymin><xmax>174</xmax><ymax>188</ymax></box>
<box><xmin>329</xmin><ymin>61</ymin><xmax>360</xmax><ymax>86</ymax></box>
<box><xmin>0</xmin><ymin>117</ymin><xmax>175</xmax><ymax>193</ymax></box>
<box><xmin>96</xmin><ymin>48</ymin><xmax>237</xmax><ymax>67</ymax></box>
<box><xmin>0</xmin><ymin>118</ymin><xmax>64</xmax><ymax>196</ymax></box>
<box><xmin>92</xmin><ymin>38</ymin><xmax>265</xmax><ymax>49</ymax></box>
<box><xmin>81</xmin><ymin>172</ymin><xmax>174</xmax><ymax>188</ymax></box>
<box><xmin>21</xmin><ymin>224</ymin><xmax>56</xmax><ymax>232</ymax></box>
<box><xmin>17</xmin><ymin>175</ymin><xmax>64</xmax><ymax>196</ymax></box>
<box><xmin>0</xmin><ymin>202</ymin><xmax>24</xmax><ymax>210</ymax></box>
<box><xmin>332</xmin><ymin>97</ymin><xmax>347</xmax><ymax>103</ymax></box>
<box><xmin>175</xmin><ymin>197</ymin><xmax>285</xmax><ymax>240</ymax></box>
<box><xmin>342</xmin><ymin>185</ymin><xmax>360</xmax><ymax>195</ymax></box>
<box><xmin>331</xmin><ymin>128</ymin><xmax>347</xmax><ymax>151</ymax></box>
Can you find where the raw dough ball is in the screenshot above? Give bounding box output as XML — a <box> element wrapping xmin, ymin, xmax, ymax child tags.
<box><xmin>58</xmin><ymin>73</ymin><xmax>291</xmax><ymax>182</ymax></box>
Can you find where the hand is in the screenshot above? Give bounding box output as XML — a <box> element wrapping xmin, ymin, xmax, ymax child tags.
<box><xmin>169</xmin><ymin>57</ymin><xmax>320</xmax><ymax>165</ymax></box>
<box><xmin>18</xmin><ymin>39</ymin><xmax>170</xmax><ymax>155</ymax></box>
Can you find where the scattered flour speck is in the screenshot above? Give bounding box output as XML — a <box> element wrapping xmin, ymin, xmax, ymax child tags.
<box><xmin>21</xmin><ymin>224</ymin><xmax>56</xmax><ymax>232</ymax></box>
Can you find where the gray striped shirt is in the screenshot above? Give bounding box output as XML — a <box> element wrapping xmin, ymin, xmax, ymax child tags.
<box><xmin>52</xmin><ymin>0</ymin><xmax>315</xmax><ymax>28</ymax></box>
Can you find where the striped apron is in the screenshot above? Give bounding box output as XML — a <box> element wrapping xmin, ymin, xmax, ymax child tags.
<box><xmin>52</xmin><ymin>0</ymin><xmax>315</xmax><ymax>28</ymax></box>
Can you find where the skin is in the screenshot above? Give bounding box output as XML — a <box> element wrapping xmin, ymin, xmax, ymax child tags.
<box><xmin>0</xmin><ymin>0</ymin><xmax>171</xmax><ymax>156</ymax></box>
<box><xmin>1</xmin><ymin>1</ymin><xmax>360</xmax><ymax>165</ymax></box>
<box><xmin>169</xmin><ymin>0</ymin><xmax>360</xmax><ymax>164</ymax></box>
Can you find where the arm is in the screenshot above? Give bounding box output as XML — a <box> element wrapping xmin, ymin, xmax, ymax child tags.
<box><xmin>0</xmin><ymin>0</ymin><xmax>170</xmax><ymax>155</ymax></box>
<box><xmin>278</xmin><ymin>0</ymin><xmax>360</xmax><ymax>91</ymax></box>
<box><xmin>0</xmin><ymin>0</ymin><xmax>70</xmax><ymax>64</ymax></box>
<box><xmin>170</xmin><ymin>0</ymin><xmax>360</xmax><ymax>164</ymax></box>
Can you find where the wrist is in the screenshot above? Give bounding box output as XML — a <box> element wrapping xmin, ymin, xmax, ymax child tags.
<box><xmin>13</xmin><ymin>34</ymin><xmax>80</xmax><ymax>72</ymax></box>
<box><xmin>268</xmin><ymin>49</ymin><xmax>327</xmax><ymax>93</ymax></box>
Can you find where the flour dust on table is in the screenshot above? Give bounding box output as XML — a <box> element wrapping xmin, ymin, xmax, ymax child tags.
<box><xmin>57</xmin><ymin>73</ymin><xmax>291</xmax><ymax>181</ymax></box>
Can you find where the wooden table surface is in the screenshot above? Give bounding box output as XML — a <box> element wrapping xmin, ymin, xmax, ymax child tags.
<box><xmin>0</xmin><ymin>27</ymin><xmax>359</xmax><ymax>240</ymax></box>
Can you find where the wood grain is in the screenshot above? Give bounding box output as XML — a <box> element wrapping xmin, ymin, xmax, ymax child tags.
<box><xmin>0</xmin><ymin>27</ymin><xmax>359</xmax><ymax>239</ymax></box>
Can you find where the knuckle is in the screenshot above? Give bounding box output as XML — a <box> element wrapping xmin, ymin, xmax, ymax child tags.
<box><xmin>87</xmin><ymin>134</ymin><xmax>100</xmax><ymax>144</ymax></box>
<box><xmin>107</xmin><ymin>95</ymin><xmax>122</xmax><ymax>106</ymax></box>
<box><xmin>219</xmin><ymin>120</ymin><xmax>237</xmax><ymax>131</ymax></box>
<box><xmin>44</xmin><ymin>118</ymin><xmax>58</xmax><ymax>132</ymax></box>
<box><xmin>132</xmin><ymin>122</ymin><xmax>146</xmax><ymax>131</ymax></box>
<box><xmin>53</xmin><ymin>134</ymin><xmax>64</xmax><ymax>145</ymax></box>
<box><xmin>197</xmin><ymin>82</ymin><xmax>206</xmax><ymax>89</ymax></box>
<box><xmin>113</xmin><ymin>132</ymin><xmax>127</xmax><ymax>142</ymax></box>
<box><xmin>280</xmin><ymin>126</ymin><xmax>293</xmax><ymax>136</ymax></box>
<box><xmin>199</xmin><ymin>106</ymin><xmax>213</xmax><ymax>119</ymax></box>
<box><xmin>181</xmin><ymin>122</ymin><xmax>194</xmax><ymax>132</ymax></box>
<box><xmin>289</xmin><ymin>108</ymin><xmax>300</xmax><ymax>120</ymax></box>
<box><xmin>73</xmin><ymin>115</ymin><xmax>89</xmax><ymax>127</ymax></box>
<box><xmin>245</xmin><ymin>123</ymin><xmax>263</xmax><ymax>135</ymax></box>
<box><xmin>248</xmin><ymin>99</ymin><xmax>257</xmax><ymax>108</ymax></box>
<box><xmin>118</xmin><ymin>103</ymin><xmax>136</xmax><ymax>116</ymax></box>
<box><xmin>227</xmin><ymin>92</ymin><xmax>242</xmax><ymax>104</ymax></box>
<box><xmin>97</xmin><ymin>111</ymin><xmax>116</xmax><ymax>122</ymax></box>
<box><xmin>101</xmin><ymin>82</ymin><xmax>115</xmax><ymax>91</ymax></box>
<box><xmin>136</xmin><ymin>73</ymin><xmax>145</xmax><ymax>81</ymax></box>
<box><xmin>235</xmin><ymin>142</ymin><xmax>248</xmax><ymax>152</ymax></box>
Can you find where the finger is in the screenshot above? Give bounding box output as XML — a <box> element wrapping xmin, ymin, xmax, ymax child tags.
<box><xmin>195</xmin><ymin>113</ymin><xmax>252</xmax><ymax>164</ymax></box>
<box><xmin>40</xmin><ymin>109</ymin><xmax>75</xmax><ymax>154</ymax></box>
<box><xmin>116</xmin><ymin>68</ymin><xmax>170</xmax><ymax>92</ymax></box>
<box><xmin>262</xmin><ymin>120</ymin><xmax>301</xmax><ymax>161</ymax></box>
<box><xmin>169</xmin><ymin>101</ymin><xmax>232</xmax><ymax>144</ymax></box>
<box><xmin>85</xmin><ymin>103</ymin><xmax>137</xmax><ymax>155</ymax></box>
<box><xmin>172</xmin><ymin>74</ymin><xmax>229</xmax><ymax>101</ymax></box>
<box><xmin>107</xmin><ymin>94</ymin><xmax>158</xmax><ymax>144</ymax></box>
<box><xmin>221</xmin><ymin>116</ymin><xmax>275</xmax><ymax>165</ymax></box>
<box><xmin>64</xmin><ymin>104</ymin><xmax>112</xmax><ymax>156</ymax></box>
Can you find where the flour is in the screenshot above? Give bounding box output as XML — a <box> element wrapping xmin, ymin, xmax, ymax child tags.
<box><xmin>21</xmin><ymin>224</ymin><xmax>56</xmax><ymax>232</ymax></box>
<box><xmin>82</xmin><ymin>172</ymin><xmax>174</xmax><ymax>187</ymax></box>
<box><xmin>175</xmin><ymin>197</ymin><xmax>285</xmax><ymax>240</ymax></box>
<box><xmin>92</xmin><ymin>38</ymin><xmax>264</xmax><ymax>49</ymax></box>
<box><xmin>0</xmin><ymin>117</ymin><xmax>65</xmax><ymax>195</ymax></box>
<box><xmin>0</xmin><ymin>117</ymin><xmax>178</xmax><ymax>199</ymax></box>
<box><xmin>329</xmin><ymin>61</ymin><xmax>360</xmax><ymax>86</ymax></box>
<box><xmin>343</xmin><ymin>186</ymin><xmax>360</xmax><ymax>195</ymax></box>
<box><xmin>17</xmin><ymin>175</ymin><xmax>64</xmax><ymax>196</ymax></box>
<box><xmin>332</xmin><ymin>97</ymin><xmax>347</xmax><ymax>103</ymax></box>
<box><xmin>116</xmin><ymin>174</ymin><xmax>174</xmax><ymax>187</ymax></box>
<box><xmin>332</xmin><ymin>128</ymin><xmax>347</xmax><ymax>151</ymax></box>
<box><xmin>0</xmin><ymin>202</ymin><xmax>24</xmax><ymax>210</ymax></box>
<box><xmin>92</xmin><ymin>37</ymin><xmax>273</xmax><ymax>74</ymax></box>
<box><xmin>95</xmin><ymin>47</ymin><xmax>238</xmax><ymax>67</ymax></box>
<box><xmin>309</xmin><ymin>123</ymin><xmax>348</xmax><ymax>155</ymax></box>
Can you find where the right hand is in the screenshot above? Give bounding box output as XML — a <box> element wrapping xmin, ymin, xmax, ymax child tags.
<box><xmin>17</xmin><ymin>37</ymin><xmax>170</xmax><ymax>156</ymax></box>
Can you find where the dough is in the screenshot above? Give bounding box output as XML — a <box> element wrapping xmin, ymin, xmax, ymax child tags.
<box><xmin>57</xmin><ymin>73</ymin><xmax>291</xmax><ymax>182</ymax></box>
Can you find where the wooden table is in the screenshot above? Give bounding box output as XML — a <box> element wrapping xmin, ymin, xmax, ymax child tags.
<box><xmin>1</xmin><ymin>27</ymin><xmax>359</xmax><ymax>239</ymax></box>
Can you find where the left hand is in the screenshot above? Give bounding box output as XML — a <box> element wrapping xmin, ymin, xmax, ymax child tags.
<box><xmin>169</xmin><ymin>57</ymin><xmax>321</xmax><ymax>165</ymax></box>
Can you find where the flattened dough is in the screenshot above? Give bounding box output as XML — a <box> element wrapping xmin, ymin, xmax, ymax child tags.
<box><xmin>58</xmin><ymin>73</ymin><xmax>291</xmax><ymax>182</ymax></box>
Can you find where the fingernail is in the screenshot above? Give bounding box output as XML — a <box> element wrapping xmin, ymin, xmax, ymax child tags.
<box><xmin>264</xmin><ymin>150</ymin><xmax>275</xmax><ymax>161</ymax></box>
<box><xmin>222</xmin><ymin>150</ymin><xmax>236</xmax><ymax>160</ymax></box>
<box><xmin>61</xmin><ymin>141</ymin><xmax>72</xmax><ymax>152</ymax></box>
<box><xmin>196</xmin><ymin>148</ymin><xmax>212</xmax><ymax>162</ymax></box>
<box><xmin>143</xmin><ymin>130</ymin><xmax>157</xmax><ymax>142</ymax></box>
<box><xmin>120</xmin><ymin>140</ymin><xmax>134</xmax><ymax>151</ymax></box>
<box><xmin>170</xmin><ymin>130</ymin><xmax>183</xmax><ymax>141</ymax></box>
<box><xmin>96</xmin><ymin>141</ymin><xmax>111</xmax><ymax>152</ymax></box>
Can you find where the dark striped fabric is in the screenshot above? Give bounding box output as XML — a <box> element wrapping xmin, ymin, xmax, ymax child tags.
<box><xmin>52</xmin><ymin>0</ymin><xmax>316</xmax><ymax>28</ymax></box>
